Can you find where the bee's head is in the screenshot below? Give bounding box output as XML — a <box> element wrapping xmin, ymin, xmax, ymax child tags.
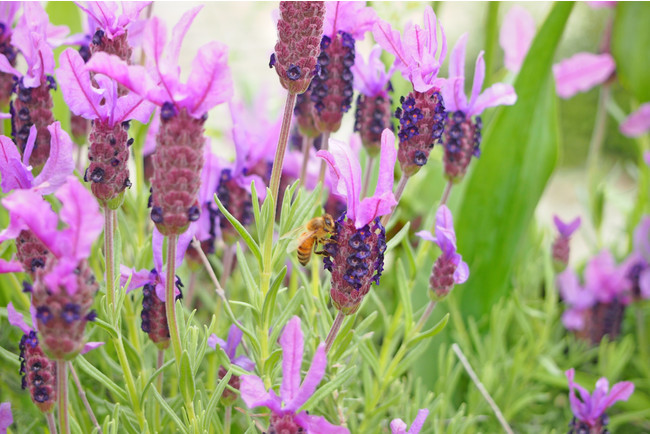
<box><xmin>323</xmin><ymin>214</ymin><xmax>335</xmax><ymax>231</ymax></box>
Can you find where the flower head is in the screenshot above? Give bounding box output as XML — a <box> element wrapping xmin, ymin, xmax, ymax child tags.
<box><xmin>0</xmin><ymin>401</ymin><xmax>12</xmax><ymax>434</ymax></box>
<box><xmin>373</xmin><ymin>6</ymin><xmax>446</xmax><ymax>93</ymax></box>
<box><xmin>390</xmin><ymin>408</ymin><xmax>429</xmax><ymax>434</ymax></box>
<box><xmin>208</xmin><ymin>323</ymin><xmax>254</xmax><ymax>405</ymax></box>
<box><xmin>0</xmin><ymin>123</ymin><xmax>74</xmax><ymax>195</ymax></box>
<box><xmin>620</xmin><ymin>103</ymin><xmax>650</xmax><ymax>138</ymax></box>
<box><xmin>75</xmin><ymin>1</ymin><xmax>150</xmax><ymax>41</ymax></box>
<box><xmin>317</xmin><ymin>129</ymin><xmax>396</xmax><ymax>229</ymax></box>
<box><xmin>323</xmin><ymin>1</ymin><xmax>376</xmax><ymax>40</ymax></box>
<box><xmin>86</xmin><ymin>6</ymin><xmax>232</xmax><ymax>119</ymax></box>
<box><xmin>565</xmin><ymin>368</ymin><xmax>634</xmax><ymax>429</ymax></box>
<box><xmin>352</xmin><ymin>45</ymin><xmax>394</xmax><ymax>99</ymax></box>
<box><xmin>552</xmin><ymin>215</ymin><xmax>581</xmax><ymax>271</ymax></box>
<box><xmin>241</xmin><ymin>316</ymin><xmax>349</xmax><ymax>433</ymax></box>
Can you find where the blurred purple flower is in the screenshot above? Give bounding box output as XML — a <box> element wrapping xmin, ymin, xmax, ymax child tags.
<box><xmin>0</xmin><ymin>401</ymin><xmax>12</xmax><ymax>434</ymax></box>
<box><xmin>554</xmin><ymin>215</ymin><xmax>581</xmax><ymax>238</ymax></box>
<box><xmin>323</xmin><ymin>1</ymin><xmax>376</xmax><ymax>40</ymax></box>
<box><xmin>586</xmin><ymin>1</ymin><xmax>617</xmax><ymax>9</ymax></box>
<box><xmin>623</xmin><ymin>217</ymin><xmax>650</xmax><ymax>300</ymax></box>
<box><xmin>373</xmin><ymin>6</ymin><xmax>446</xmax><ymax>92</ymax></box>
<box><xmin>557</xmin><ymin>268</ymin><xmax>596</xmax><ymax>330</ymax></box>
<box><xmin>317</xmin><ymin>129</ymin><xmax>397</xmax><ymax>229</ymax></box>
<box><xmin>499</xmin><ymin>6</ymin><xmax>535</xmax><ymax>74</ymax></box>
<box><xmin>352</xmin><ymin>45</ymin><xmax>394</xmax><ymax>98</ymax></box>
<box><xmin>208</xmin><ymin>324</ymin><xmax>254</xmax><ymax>371</ymax></box>
<box><xmin>443</xmin><ymin>33</ymin><xmax>517</xmax><ymax>117</ymax></box>
<box><xmin>0</xmin><ymin>123</ymin><xmax>74</xmax><ymax>195</ymax></box>
<box><xmin>553</xmin><ymin>52</ymin><xmax>615</xmax><ymax>99</ymax></box>
<box><xmin>75</xmin><ymin>1</ymin><xmax>150</xmax><ymax>41</ymax></box>
<box><xmin>565</xmin><ymin>368</ymin><xmax>633</xmax><ymax>429</ymax></box>
<box><xmin>86</xmin><ymin>5</ymin><xmax>232</xmax><ymax>119</ymax></box>
<box><xmin>390</xmin><ymin>408</ymin><xmax>429</xmax><ymax>434</ymax></box>
<box><xmin>240</xmin><ymin>316</ymin><xmax>349</xmax><ymax>433</ymax></box>
<box><xmin>620</xmin><ymin>103</ymin><xmax>650</xmax><ymax>138</ymax></box>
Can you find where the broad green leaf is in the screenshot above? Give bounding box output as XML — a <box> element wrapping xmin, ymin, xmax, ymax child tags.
<box><xmin>455</xmin><ymin>2</ymin><xmax>574</xmax><ymax>319</ymax></box>
<box><xmin>611</xmin><ymin>3</ymin><xmax>650</xmax><ymax>102</ymax></box>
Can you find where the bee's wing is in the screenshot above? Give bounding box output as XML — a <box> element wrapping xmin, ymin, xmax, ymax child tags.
<box><xmin>285</xmin><ymin>228</ymin><xmax>316</xmax><ymax>253</ymax></box>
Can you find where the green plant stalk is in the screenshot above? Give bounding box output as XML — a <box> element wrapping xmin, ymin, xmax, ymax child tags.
<box><xmin>46</xmin><ymin>412</ymin><xmax>57</xmax><ymax>434</ymax></box>
<box><xmin>113</xmin><ymin>334</ymin><xmax>145</xmax><ymax>428</ymax></box>
<box><xmin>104</xmin><ymin>207</ymin><xmax>115</xmax><ymax>311</ymax></box>
<box><xmin>69</xmin><ymin>362</ymin><xmax>101</xmax><ymax>433</ymax></box>
<box><xmin>324</xmin><ymin>311</ymin><xmax>345</xmax><ymax>353</ymax></box>
<box><xmin>440</xmin><ymin>179</ymin><xmax>453</xmax><ymax>207</ymax></box>
<box><xmin>156</xmin><ymin>349</ymin><xmax>164</xmax><ymax>432</ymax></box>
<box><xmin>483</xmin><ymin>2</ymin><xmax>500</xmax><ymax>87</ymax></box>
<box><xmin>269</xmin><ymin>91</ymin><xmax>298</xmax><ymax>202</ymax></box>
<box><xmin>225</xmin><ymin>405</ymin><xmax>232</xmax><ymax>434</ymax></box>
<box><xmin>164</xmin><ymin>234</ymin><xmax>183</xmax><ymax>365</ymax></box>
<box><xmin>57</xmin><ymin>360</ymin><xmax>70</xmax><ymax>434</ymax></box>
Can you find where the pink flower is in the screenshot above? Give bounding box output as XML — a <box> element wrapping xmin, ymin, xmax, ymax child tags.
<box><xmin>554</xmin><ymin>215</ymin><xmax>581</xmax><ymax>238</ymax></box>
<box><xmin>323</xmin><ymin>1</ymin><xmax>377</xmax><ymax>40</ymax></box>
<box><xmin>0</xmin><ymin>123</ymin><xmax>74</xmax><ymax>195</ymax></box>
<box><xmin>620</xmin><ymin>103</ymin><xmax>650</xmax><ymax>138</ymax></box>
<box><xmin>352</xmin><ymin>45</ymin><xmax>394</xmax><ymax>98</ymax></box>
<box><xmin>317</xmin><ymin>129</ymin><xmax>397</xmax><ymax>229</ymax></box>
<box><xmin>373</xmin><ymin>5</ymin><xmax>446</xmax><ymax>92</ymax></box>
<box><xmin>443</xmin><ymin>33</ymin><xmax>517</xmax><ymax>116</ymax></box>
<box><xmin>75</xmin><ymin>1</ymin><xmax>150</xmax><ymax>40</ymax></box>
<box><xmin>240</xmin><ymin>316</ymin><xmax>349</xmax><ymax>433</ymax></box>
<box><xmin>0</xmin><ymin>401</ymin><xmax>12</xmax><ymax>434</ymax></box>
<box><xmin>565</xmin><ymin>368</ymin><xmax>633</xmax><ymax>428</ymax></box>
<box><xmin>86</xmin><ymin>6</ymin><xmax>232</xmax><ymax>119</ymax></box>
<box><xmin>499</xmin><ymin>6</ymin><xmax>535</xmax><ymax>73</ymax></box>
<box><xmin>208</xmin><ymin>324</ymin><xmax>254</xmax><ymax>371</ymax></box>
<box><xmin>390</xmin><ymin>409</ymin><xmax>429</xmax><ymax>434</ymax></box>
<box><xmin>553</xmin><ymin>52</ymin><xmax>615</xmax><ymax>99</ymax></box>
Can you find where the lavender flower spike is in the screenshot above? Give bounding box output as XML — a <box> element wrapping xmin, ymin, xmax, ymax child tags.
<box><xmin>0</xmin><ymin>402</ymin><xmax>12</xmax><ymax>433</ymax></box>
<box><xmin>620</xmin><ymin>103</ymin><xmax>650</xmax><ymax>138</ymax></box>
<box><xmin>317</xmin><ymin>130</ymin><xmax>396</xmax><ymax>314</ymax></box>
<box><xmin>208</xmin><ymin>324</ymin><xmax>254</xmax><ymax>405</ymax></box>
<box><xmin>552</xmin><ymin>215</ymin><xmax>581</xmax><ymax>270</ymax></box>
<box><xmin>442</xmin><ymin>33</ymin><xmax>517</xmax><ymax>181</ymax></box>
<box><xmin>390</xmin><ymin>408</ymin><xmax>429</xmax><ymax>434</ymax></box>
<box><xmin>566</xmin><ymin>368</ymin><xmax>634</xmax><ymax>432</ymax></box>
<box><xmin>240</xmin><ymin>316</ymin><xmax>349</xmax><ymax>433</ymax></box>
<box><xmin>416</xmin><ymin>205</ymin><xmax>469</xmax><ymax>300</ymax></box>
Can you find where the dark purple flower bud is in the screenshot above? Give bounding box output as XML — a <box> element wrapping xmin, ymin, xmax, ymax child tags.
<box><xmin>442</xmin><ymin>110</ymin><xmax>481</xmax><ymax>181</ymax></box>
<box><xmin>18</xmin><ymin>331</ymin><xmax>57</xmax><ymax>412</ymax></box>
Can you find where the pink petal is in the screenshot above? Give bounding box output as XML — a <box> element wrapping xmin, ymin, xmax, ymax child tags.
<box><xmin>299</xmin><ymin>412</ymin><xmax>350</xmax><ymax>434</ymax></box>
<box><xmin>620</xmin><ymin>103</ymin><xmax>650</xmax><ymax>138</ymax></box>
<box><xmin>372</xmin><ymin>20</ymin><xmax>409</xmax><ymax>71</ymax></box>
<box><xmin>374</xmin><ymin>129</ymin><xmax>397</xmax><ymax>199</ymax></box>
<box><xmin>415</xmin><ymin>230</ymin><xmax>436</xmax><ymax>242</ymax></box>
<box><xmin>645</xmin><ymin>151</ymin><xmax>650</xmax><ymax>167</ymax></box>
<box><xmin>449</xmin><ymin>33</ymin><xmax>467</xmax><ymax>80</ymax></box>
<box><xmin>390</xmin><ymin>418</ymin><xmax>408</xmax><ymax>434</ymax></box>
<box><xmin>45</xmin><ymin>257</ymin><xmax>79</xmax><ymax>295</ymax></box>
<box><xmin>0</xmin><ymin>189</ymin><xmax>59</xmax><ymax>253</ymax></box>
<box><xmin>500</xmin><ymin>6</ymin><xmax>535</xmax><ymax>73</ymax></box>
<box><xmin>0</xmin><ymin>3</ymin><xmax>20</xmax><ymax>27</ymax></box>
<box><xmin>286</xmin><ymin>343</ymin><xmax>327</xmax><ymax>411</ymax></box>
<box><xmin>586</xmin><ymin>1</ymin><xmax>617</xmax><ymax>9</ymax></box>
<box><xmin>208</xmin><ymin>334</ymin><xmax>226</xmax><ymax>350</ymax></box>
<box><xmin>316</xmin><ymin>139</ymin><xmax>362</xmax><ymax>221</ymax></box>
<box><xmin>0</xmin><ymin>54</ymin><xmax>20</xmax><ymax>76</ymax></box>
<box><xmin>469</xmin><ymin>82</ymin><xmax>517</xmax><ymax>116</ymax></box>
<box><xmin>554</xmin><ymin>215</ymin><xmax>582</xmax><ymax>238</ymax></box>
<box><xmin>0</xmin><ymin>136</ymin><xmax>33</xmax><ymax>193</ymax></box>
<box><xmin>0</xmin><ymin>401</ymin><xmax>12</xmax><ymax>433</ymax></box>
<box><xmin>441</xmin><ymin>76</ymin><xmax>466</xmax><ymax>113</ymax></box>
<box><xmin>113</xmin><ymin>92</ymin><xmax>155</xmax><ymax>126</ymax></box>
<box><xmin>33</xmin><ymin>122</ymin><xmax>75</xmax><ymax>195</ymax></box>
<box><xmin>164</xmin><ymin>6</ymin><xmax>203</xmax><ymax>74</ymax></box>
<box><xmin>120</xmin><ymin>266</ymin><xmax>152</xmax><ymax>292</ymax></box>
<box><xmin>407</xmin><ymin>408</ymin><xmax>430</xmax><ymax>434</ymax></box>
<box><xmin>152</xmin><ymin>227</ymin><xmax>164</xmax><ymax>275</ymax></box>
<box><xmin>600</xmin><ymin>381</ymin><xmax>634</xmax><ymax>411</ymax></box>
<box><xmin>553</xmin><ymin>52</ymin><xmax>615</xmax><ymax>99</ymax></box>
<box><xmin>557</xmin><ymin>268</ymin><xmax>593</xmax><ymax>308</ymax></box>
<box><xmin>639</xmin><ymin>268</ymin><xmax>650</xmax><ymax>299</ymax></box>
<box><xmin>225</xmin><ymin>324</ymin><xmax>243</xmax><ymax>359</ymax></box>
<box><xmin>323</xmin><ymin>2</ymin><xmax>376</xmax><ymax>40</ymax></box>
<box><xmin>56</xmin><ymin>48</ymin><xmax>104</xmax><ymax>120</ymax></box>
<box><xmin>435</xmin><ymin>205</ymin><xmax>456</xmax><ymax>242</ymax></box>
<box><xmin>22</xmin><ymin>126</ymin><xmax>37</xmax><ymax>167</ymax></box>
<box><xmin>469</xmin><ymin>51</ymin><xmax>486</xmax><ymax>110</ymax></box>
<box><xmin>7</xmin><ymin>302</ymin><xmax>32</xmax><ymax>334</ymax></box>
<box><xmin>185</xmin><ymin>41</ymin><xmax>233</xmax><ymax>117</ymax></box>
<box><xmin>0</xmin><ymin>259</ymin><xmax>23</xmax><ymax>274</ymax></box>
<box><xmin>143</xmin><ymin>108</ymin><xmax>160</xmax><ymax>156</ymax></box>
<box><xmin>81</xmin><ymin>341</ymin><xmax>105</xmax><ymax>354</ymax></box>
<box><xmin>55</xmin><ymin>176</ymin><xmax>103</xmax><ymax>260</ymax></box>
<box><xmin>240</xmin><ymin>375</ymin><xmax>281</xmax><ymax>413</ymax></box>
<box><xmin>454</xmin><ymin>259</ymin><xmax>470</xmax><ymax>284</ymax></box>
<box><xmin>280</xmin><ymin>316</ymin><xmax>304</xmax><ymax>404</ymax></box>
<box><xmin>232</xmin><ymin>355</ymin><xmax>255</xmax><ymax>372</ymax></box>
<box><xmin>562</xmin><ymin>308</ymin><xmax>586</xmax><ymax>331</ymax></box>
<box><xmin>357</xmin><ymin>193</ymin><xmax>397</xmax><ymax>229</ymax></box>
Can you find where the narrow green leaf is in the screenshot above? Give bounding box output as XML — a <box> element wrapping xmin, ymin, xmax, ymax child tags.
<box><xmin>204</xmin><ymin>369</ymin><xmax>233</xmax><ymax>430</ymax></box>
<box><xmin>262</xmin><ymin>267</ymin><xmax>287</xmax><ymax>328</ymax></box>
<box><xmin>214</xmin><ymin>193</ymin><xmax>262</xmax><ymax>267</ymax></box>
<box><xmin>408</xmin><ymin>313</ymin><xmax>450</xmax><ymax>347</ymax></box>
<box><xmin>456</xmin><ymin>2</ymin><xmax>574</xmax><ymax>319</ymax></box>
<box><xmin>611</xmin><ymin>3</ymin><xmax>650</xmax><ymax>102</ymax></box>
<box><xmin>151</xmin><ymin>388</ymin><xmax>189</xmax><ymax>434</ymax></box>
<box><xmin>179</xmin><ymin>350</ymin><xmax>196</xmax><ymax>405</ymax></box>
<box><xmin>270</xmin><ymin>287</ymin><xmax>305</xmax><ymax>345</ymax></box>
<box><xmin>396</xmin><ymin>260</ymin><xmax>413</xmax><ymax>331</ymax></box>
<box><xmin>140</xmin><ymin>359</ymin><xmax>174</xmax><ymax>404</ymax></box>
<box><xmin>301</xmin><ymin>367</ymin><xmax>357</xmax><ymax>412</ymax></box>
<box><xmin>386</xmin><ymin>221</ymin><xmax>411</xmax><ymax>252</ymax></box>
<box><xmin>75</xmin><ymin>356</ymin><xmax>129</xmax><ymax>403</ymax></box>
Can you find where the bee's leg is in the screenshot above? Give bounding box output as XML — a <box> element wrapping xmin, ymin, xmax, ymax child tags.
<box><xmin>314</xmin><ymin>239</ymin><xmax>336</xmax><ymax>256</ymax></box>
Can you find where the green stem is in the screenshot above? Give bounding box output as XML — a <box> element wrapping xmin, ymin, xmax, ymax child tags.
<box><xmin>440</xmin><ymin>179</ymin><xmax>453</xmax><ymax>207</ymax></box>
<box><xmin>225</xmin><ymin>405</ymin><xmax>232</xmax><ymax>434</ymax></box>
<box><xmin>269</xmin><ymin>91</ymin><xmax>298</xmax><ymax>202</ymax></box>
<box><xmin>113</xmin><ymin>335</ymin><xmax>145</xmax><ymax>428</ymax></box>
<box><xmin>483</xmin><ymin>2</ymin><xmax>500</xmax><ymax>86</ymax></box>
<box><xmin>414</xmin><ymin>301</ymin><xmax>437</xmax><ymax>334</ymax></box>
<box><xmin>164</xmin><ymin>234</ymin><xmax>182</xmax><ymax>365</ymax></box>
<box><xmin>46</xmin><ymin>412</ymin><xmax>57</xmax><ymax>434</ymax></box>
<box><xmin>104</xmin><ymin>207</ymin><xmax>115</xmax><ymax>312</ymax></box>
<box><xmin>69</xmin><ymin>362</ymin><xmax>101</xmax><ymax>433</ymax></box>
<box><xmin>57</xmin><ymin>360</ymin><xmax>70</xmax><ymax>434</ymax></box>
<box><xmin>324</xmin><ymin>311</ymin><xmax>345</xmax><ymax>353</ymax></box>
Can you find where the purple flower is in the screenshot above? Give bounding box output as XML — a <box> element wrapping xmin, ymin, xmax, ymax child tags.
<box><xmin>208</xmin><ymin>324</ymin><xmax>254</xmax><ymax>371</ymax></box>
<box><xmin>323</xmin><ymin>1</ymin><xmax>376</xmax><ymax>40</ymax></box>
<box><xmin>0</xmin><ymin>3</ymin><xmax>68</xmax><ymax>88</ymax></box>
<box><xmin>0</xmin><ymin>401</ymin><xmax>12</xmax><ymax>434</ymax></box>
<box><xmin>0</xmin><ymin>122</ymin><xmax>74</xmax><ymax>195</ymax></box>
<box><xmin>85</xmin><ymin>6</ymin><xmax>232</xmax><ymax>119</ymax></box>
<box><xmin>565</xmin><ymin>368</ymin><xmax>634</xmax><ymax>428</ymax></box>
<box><xmin>499</xmin><ymin>6</ymin><xmax>535</xmax><ymax>74</ymax></box>
<box><xmin>75</xmin><ymin>2</ymin><xmax>150</xmax><ymax>41</ymax></box>
<box><xmin>443</xmin><ymin>34</ymin><xmax>517</xmax><ymax>117</ymax></box>
<box><xmin>416</xmin><ymin>205</ymin><xmax>469</xmax><ymax>298</ymax></box>
<box><xmin>554</xmin><ymin>215</ymin><xmax>581</xmax><ymax>238</ymax></box>
<box><xmin>390</xmin><ymin>409</ymin><xmax>429</xmax><ymax>434</ymax></box>
<box><xmin>317</xmin><ymin>129</ymin><xmax>397</xmax><ymax>229</ymax></box>
<box><xmin>352</xmin><ymin>45</ymin><xmax>394</xmax><ymax>98</ymax></box>
<box><xmin>553</xmin><ymin>52</ymin><xmax>616</xmax><ymax>99</ymax></box>
<box><xmin>557</xmin><ymin>268</ymin><xmax>596</xmax><ymax>330</ymax></box>
<box><xmin>620</xmin><ymin>103</ymin><xmax>650</xmax><ymax>138</ymax></box>
<box><xmin>373</xmin><ymin>5</ymin><xmax>446</xmax><ymax>92</ymax></box>
<box><xmin>240</xmin><ymin>316</ymin><xmax>349</xmax><ymax>433</ymax></box>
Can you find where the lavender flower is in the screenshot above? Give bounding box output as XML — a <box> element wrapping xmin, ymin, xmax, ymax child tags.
<box><xmin>0</xmin><ymin>3</ymin><xmax>20</xmax><ymax>106</ymax></box>
<box><xmin>240</xmin><ymin>316</ymin><xmax>349</xmax><ymax>433</ymax></box>
<box><xmin>416</xmin><ymin>205</ymin><xmax>469</xmax><ymax>300</ymax></box>
<box><xmin>309</xmin><ymin>2</ymin><xmax>376</xmax><ymax>133</ymax></box>
<box><xmin>0</xmin><ymin>3</ymin><xmax>68</xmax><ymax>169</ymax></box>
<box><xmin>317</xmin><ymin>129</ymin><xmax>396</xmax><ymax>314</ymax></box>
<box><xmin>373</xmin><ymin>6</ymin><xmax>447</xmax><ymax>176</ymax></box>
<box><xmin>620</xmin><ymin>103</ymin><xmax>650</xmax><ymax>138</ymax></box>
<box><xmin>0</xmin><ymin>401</ymin><xmax>12</xmax><ymax>433</ymax></box>
<box><xmin>499</xmin><ymin>6</ymin><xmax>535</xmax><ymax>74</ymax></box>
<box><xmin>0</xmin><ymin>177</ymin><xmax>103</xmax><ymax>359</ymax></box>
<box><xmin>552</xmin><ymin>215</ymin><xmax>581</xmax><ymax>271</ymax></box>
<box><xmin>565</xmin><ymin>368</ymin><xmax>634</xmax><ymax>433</ymax></box>
<box><xmin>121</xmin><ymin>227</ymin><xmax>194</xmax><ymax>348</ymax></box>
<box><xmin>86</xmin><ymin>5</ymin><xmax>233</xmax><ymax>235</ymax></box>
<box><xmin>353</xmin><ymin>45</ymin><xmax>395</xmax><ymax>156</ymax></box>
<box><xmin>57</xmin><ymin>47</ymin><xmax>154</xmax><ymax>207</ymax></box>
<box><xmin>208</xmin><ymin>324</ymin><xmax>254</xmax><ymax>405</ymax></box>
<box><xmin>442</xmin><ymin>34</ymin><xmax>517</xmax><ymax>180</ymax></box>
<box><xmin>624</xmin><ymin>217</ymin><xmax>650</xmax><ymax>300</ymax></box>
<box><xmin>390</xmin><ymin>409</ymin><xmax>429</xmax><ymax>434</ymax></box>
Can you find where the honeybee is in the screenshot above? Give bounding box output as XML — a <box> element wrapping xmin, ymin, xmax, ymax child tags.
<box><xmin>284</xmin><ymin>214</ymin><xmax>336</xmax><ymax>266</ymax></box>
